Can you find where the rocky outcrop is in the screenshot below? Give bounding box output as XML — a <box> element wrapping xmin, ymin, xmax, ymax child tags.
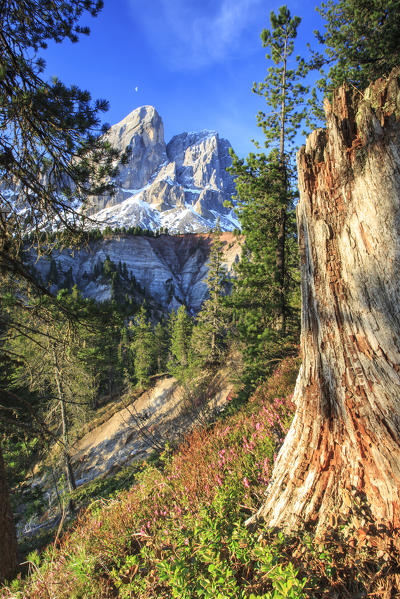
<box><xmin>251</xmin><ymin>69</ymin><xmax>400</xmax><ymax>533</ymax></box>
<box><xmin>110</xmin><ymin>106</ymin><xmax>167</xmax><ymax>194</ymax></box>
<box><xmin>87</xmin><ymin>106</ymin><xmax>239</xmax><ymax>233</ymax></box>
<box><xmin>34</xmin><ymin>232</ymin><xmax>241</xmax><ymax>312</ymax></box>
<box><xmin>166</xmin><ymin>130</ymin><xmax>234</xmax><ymax>195</ymax></box>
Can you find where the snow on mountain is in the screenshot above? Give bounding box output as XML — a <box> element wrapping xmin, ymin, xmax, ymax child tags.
<box><xmin>87</xmin><ymin>106</ymin><xmax>239</xmax><ymax>233</ymax></box>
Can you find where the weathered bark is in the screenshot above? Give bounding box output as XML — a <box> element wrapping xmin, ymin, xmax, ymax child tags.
<box><xmin>0</xmin><ymin>444</ymin><xmax>17</xmax><ymax>583</ymax></box>
<box><xmin>253</xmin><ymin>69</ymin><xmax>400</xmax><ymax>532</ymax></box>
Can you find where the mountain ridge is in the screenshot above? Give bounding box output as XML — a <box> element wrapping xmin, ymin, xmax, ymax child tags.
<box><xmin>87</xmin><ymin>105</ymin><xmax>239</xmax><ymax>233</ymax></box>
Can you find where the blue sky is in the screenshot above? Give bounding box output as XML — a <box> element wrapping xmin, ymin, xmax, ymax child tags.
<box><xmin>42</xmin><ymin>0</ymin><xmax>325</xmax><ymax>157</ymax></box>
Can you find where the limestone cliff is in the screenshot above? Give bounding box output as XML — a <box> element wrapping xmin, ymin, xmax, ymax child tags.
<box><xmin>34</xmin><ymin>232</ymin><xmax>241</xmax><ymax>312</ymax></box>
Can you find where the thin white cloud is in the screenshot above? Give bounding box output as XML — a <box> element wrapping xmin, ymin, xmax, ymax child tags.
<box><xmin>129</xmin><ymin>0</ymin><xmax>265</xmax><ymax>70</ymax></box>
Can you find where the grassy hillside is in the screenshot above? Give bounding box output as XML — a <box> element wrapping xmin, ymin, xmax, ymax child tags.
<box><xmin>2</xmin><ymin>358</ymin><xmax>398</xmax><ymax>598</ymax></box>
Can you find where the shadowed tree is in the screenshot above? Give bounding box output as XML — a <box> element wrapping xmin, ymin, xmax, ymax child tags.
<box><xmin>0</xmin><ymin>0</ymin><xmax>121</xmax><ymax>582</ymax></box>
<box><xmin>3</xmin><ymin>292</ymin><xmax>100</xmax><ymax>500</ymax></box>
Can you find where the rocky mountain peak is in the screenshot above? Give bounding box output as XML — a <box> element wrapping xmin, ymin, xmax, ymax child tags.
<box><xmin>88</xmin><ymin>106</ymin><xmax>239</xmax><ymax>233</ymax></box>
<box><xmin>109</xmin><ymin>105</ymin><xmax>163</xmax><ymax>143</ymax></box>
<box><xmin>106</xmin><ymin>105</ymin><xmax>167</xmax><ymax>193</ymax></box>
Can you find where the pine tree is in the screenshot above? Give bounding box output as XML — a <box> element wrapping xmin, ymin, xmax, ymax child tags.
<box><xmin>190</xmin><ymin>222</ymin><xmax>229</xmax><ymax>368</ymax></box>
<box><xmin>154</xmin><ymin>321</ymin><xmax>169</xmax><ymax>373</ymax></box>
<box><xmin>0</xmin><ymin>2</ymin><xmax>124</xmax><ymax>579</ymax></box>
<box><xmin>57</xmin><ymin>289</ymin><xmax>123</xmax><ymax>406</ymax></box>
<box><xmin>131</xmin><ymin>306</ymin><xmax>156</xmax><ymax>387</ymax></box>
<box><xmin>3</xmin><ymin>292</ymin><xmax>100</xmax><ymax>503</ymax></box>
<box><xmin>254</xmin><ymin>8</ymin><xmax>308</xmax><ymax>152</ymax></box>
<box><xmin>110</xmin><ymin>271</ymin><xmax>119</xmax><ymax>301</ymax></box>
<box><xmin>93</xmin><ymin>258</ymin><xmax>102</xmax><ymax>278</ymax></box>
<box><xmin>0</xmin><ymin>2</ymin><xmax>125</xmax><ymax>284</ymax></box>
<box><xmin>313</xmin><ymin>0</ymin><xmax>400</xmax><ymax>94</ymax></box>
<box><xmin>103</xmin><ymin>255</ymin><xmax>113</xmax><ymax>277</ymax></box>
<box><xmin>168</xmin><ymin>305</ymin><xmax>193</xmax><ymax>377</ymax></box>
<box><xmin>122</xmin><ymin>262</ymin><xmax>129</xmax><ymax>279</ymax></box>
<box><xmin>228</xmin><ymin>5</ymin><xmax>304</xmax><ymax>387</ymax></box>
<box><xmin>62</xmin><ymin>266</ymin><xmax>74</xmax><ymax>290</ymax></box>
<box><xmin>101</xmin><ymin>303</ymin><xmax>125</xmax><ymax>398</ymax></box>
<box><xmin>228</xmin><ymin>153</ymin><xmax>300</xmax><ymax>386</ymax></box>
<box><xmin>252</xmin><ymin>5</ymin><xmax>307</xmax><ymax>333</ymax></box>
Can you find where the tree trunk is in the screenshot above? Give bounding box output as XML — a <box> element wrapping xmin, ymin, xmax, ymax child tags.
<box><xmin>275</xmin><ymin>204</ymin><xmax>287</xmax><ymax>335</ymax></box>
<box><xmin>252</xmin><ymin>69</ymin><xmax>400</xmax><ymax>533</ymax></box>
<box><xmin>53</xmin><ymin>351</ymin><xmax>76</xmax><ymax>496</ymax></box>
<box><xmin>0</xmin><ymin>444</ymin><xmax>17</xmax><ymax>583</ymax></box>
<box><xmin>276</xmin><ymin>33</ymin><xmax>288</xmax><ymax>335</ymax></box>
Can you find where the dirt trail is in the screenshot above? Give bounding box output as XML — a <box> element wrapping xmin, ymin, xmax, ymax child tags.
<box><xmin>72</xmin><ymin>375</ymin><xmax>232</xmax><ymax>485</ymax></box>
<box><xmin>17</xmin><ymin>372</ymin><xmax>234</xmax><ymax>539</ymax></box>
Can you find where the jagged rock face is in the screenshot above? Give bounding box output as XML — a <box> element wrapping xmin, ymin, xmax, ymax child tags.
<box><xmin>87</xmin><ymin>106</ymin><xmax>239</xmax><ymax>233</ymax></box>
<box><xmin>166</xmin><ymin>131</ymin><xmax>235</xmax><ymax>194</ymax></box>
<box><xmin>109</xmin><ymin>106</ymin><xmax>167</xmax><ymax>194</ymax></box>
<box><xmin>34</xmin><ymin>233</ymin><xmax>241</xmax><ymax>313</ymax></box>
<box><xmin>88</xmin><ymin>106</ymin><xmax>167</xmax><ymax>212</ymax></box>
